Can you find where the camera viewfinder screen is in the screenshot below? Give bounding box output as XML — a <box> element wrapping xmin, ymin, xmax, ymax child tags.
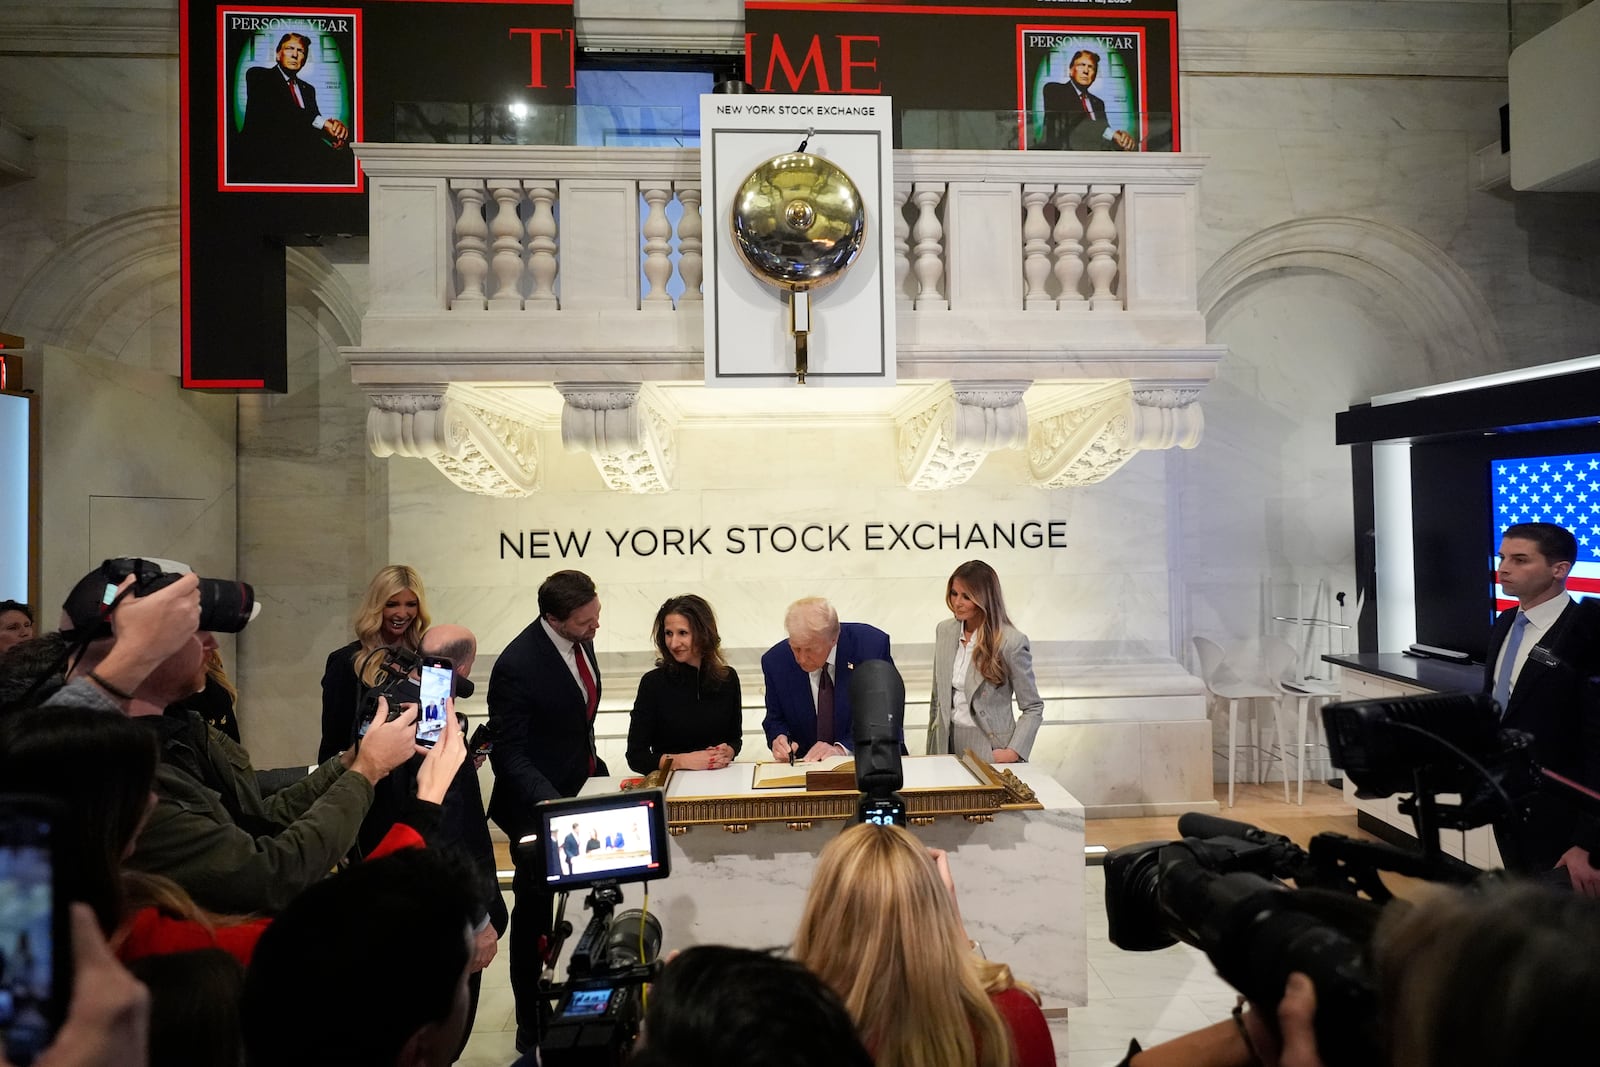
<box><xmin>539</xmin><ymin>793</ymin><xmax>669</xmax><ymax>890</ymax></box>
<box><xmin>562</xmin><ymin>988</ymin><xmax>614</xmax><ymax>1017</ymax></box>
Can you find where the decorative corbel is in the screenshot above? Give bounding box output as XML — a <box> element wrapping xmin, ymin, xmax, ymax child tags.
<box><xmin>555</xmin><ymin>382</ymin><xmax>677</xmax><ymax>494</ymax></box>
<box><xmin>897</xmin><ymin>380</ymin><xmax>1031</xmax><ymax>490</ymax></box>
<box><xmin>1027</xmin><ymin>383</ymin><xmax>1204</xmax><ymax>488</ymax></box>
<box><xmin>367</xmin><ymin>390</ymin><xmax>540</xmax><ymax>497</ymax></box>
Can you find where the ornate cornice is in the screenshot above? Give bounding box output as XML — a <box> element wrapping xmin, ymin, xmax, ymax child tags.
<box><xmin>556</xmin><ymin>382</ymin><xmax>676</xmax><ymax>494</ymax></box>
<box><xmin>367</xmin><ymin>390</ymin><xmax>539</xmax><ymax>497</ymax></box>
<box><xmin>1027</xmin><ymin>386</ymin><xmax>1204</xmax><ymax>488</ymax></box>
<box><xmin>897</xmin><ymin>380</ymin><xmax>1030</xmax><ymax>491</ymax></box>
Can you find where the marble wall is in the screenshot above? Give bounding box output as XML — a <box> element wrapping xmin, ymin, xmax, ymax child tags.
<box><xmin>36</xmin><ymin>345</ymin><xmax>237</xmax><ymax>659</ymax></box>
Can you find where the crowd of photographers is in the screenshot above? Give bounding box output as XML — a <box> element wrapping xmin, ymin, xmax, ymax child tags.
<box><xmin>2</xmin><ymin>554</ymin><xmax>1599</xmax><ymax>1067</ymax></box>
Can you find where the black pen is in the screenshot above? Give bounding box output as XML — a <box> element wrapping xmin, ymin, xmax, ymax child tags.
<box><xmin>789</xmin><ymin>743</ymin><xmax>795</xmax><ymax>767</ymax></box>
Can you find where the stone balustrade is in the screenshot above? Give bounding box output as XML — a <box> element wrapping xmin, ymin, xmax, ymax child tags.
<box><xmin>348</xmin><ymin>143</ymin><xmax>1222</xmax><ymax>497</ymax></box>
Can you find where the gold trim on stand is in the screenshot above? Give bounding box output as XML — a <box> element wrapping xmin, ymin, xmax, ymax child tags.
<box><xmin>660</xmin><ymin>751</ymin><xmax>1042</xmax><ymax>831</ymax></box>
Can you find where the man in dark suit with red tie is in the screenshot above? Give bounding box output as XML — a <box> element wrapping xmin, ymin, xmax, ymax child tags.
<box><xmin>1485</xmin><ymin>522</ymin><xmax>1600</xmax><ymax>890</ymax></box>
<box><xmin>235</xmin><ymin>32</ymin><xmax>351</xmax><ymax>184</ymax></box>
<box><xmin>1040</xmin><ymin>50</ymin><xmax>1136</xmax><ymax>152</ymax></box>
<box><xmin>488</xmin><ymin>569</ymin><xmax>606</xmax><ymax>1050</ymax></box>
<box><xmin>762</xmin><ymin>597</ymin><xmax>894</xmax><ymax>762</ymax></box>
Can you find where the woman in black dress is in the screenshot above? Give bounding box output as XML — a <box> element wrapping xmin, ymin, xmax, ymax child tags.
<box><xmin>625</xmin><ymin>594</ymin><xmax>743</xmax><ymax>774</ymax></box>
<box><xmin>317</xmin><ymin>565</ymin><xmax>430</xmax><ymax>761</ymax></box>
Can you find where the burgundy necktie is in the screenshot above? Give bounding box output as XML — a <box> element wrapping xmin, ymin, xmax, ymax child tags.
<box><xmin>287</xmin><ymin>77</ymin><xmax>305</xmax><ymax>109</ymax></box>
<box><xmin>576</xmin><ymin>647</ymin><xmax>598</xmax><ymax>773</ymax></box>
<box><xmin>1079</xmin><ymin>91</ymin><xmax>1094</xmax><ymax>117</ymax></box>
<box><xmin>816</xmin><ymin>667</ymin><xmax>835</xmax><ymax>745</ymax></box>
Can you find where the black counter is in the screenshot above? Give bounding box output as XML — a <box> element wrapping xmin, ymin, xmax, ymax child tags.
<box><xmin>1322</xmin><ymin>653</ymin><xmax>1482</xmax><ymax>694</ymax></box>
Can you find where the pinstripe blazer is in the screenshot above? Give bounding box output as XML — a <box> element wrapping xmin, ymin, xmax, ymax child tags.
<box><xmin>925</xmin><ymin>618</ymin><xmax>1044</xmax><ymax>759</ymax></box>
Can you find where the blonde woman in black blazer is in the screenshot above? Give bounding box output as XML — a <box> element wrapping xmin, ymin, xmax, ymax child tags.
<box><xmin>926</xmin><ymin>560</ymin><xmax>1044</xmax><ymax>763</ymax></box>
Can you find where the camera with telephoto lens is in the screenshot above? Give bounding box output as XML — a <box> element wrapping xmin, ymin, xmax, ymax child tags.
<box><xmin>849</xmin><ymin>659</ymin><xmax>907</xmax><ymax>826</ymax></box>
<box><xmin>97</xmin><ymin>558</ymin><xmax>257</xmax><ymax>635</ymax></box>
<box><xmin>1102</xmin><ymin>690</ymin><xmax>1597</xmax><ymax>1067</ymax></box>
<box><xmin>515</xmin><ymin>789</ymin><xmax>672</xmax><ymax>1066</ymax></box>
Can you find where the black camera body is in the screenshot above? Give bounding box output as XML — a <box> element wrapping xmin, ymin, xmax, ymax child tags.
<box><xmin>541</xmin><ymin>889</ymin><xmax>662</xmax><ymax>1067</ymax></box>
<box><xmin>1102</xmin><ymin>691</ymin><xmax>1587</xmax><ymax>1067</ymax></box>
<box><xmin>82</xmin><ymin>563</ymin><xmax>252</xmax><ymax>639</ymax></box>
<box><xmin>519</xmin><ymin>790</ymin><xmax>672</xmax><ymax>1067</ymax></box>
<box><xmin>1104</xmin><ymin>830</ymin><xmax>1380</xmax><ymax>1067</ymax></box>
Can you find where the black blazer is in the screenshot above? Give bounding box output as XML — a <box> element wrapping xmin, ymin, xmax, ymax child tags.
<box><xmin>487</xmin><ymin>620</ymin><xmax>606</xmax><ymax>842</ymax></box>
<box><xmin>235</xmin><ymin>65</ymin><xmax>345</xmax><ymax>184</ymax></box>
<box><xmin>1484</xmin><ymin>598</ymin><xmax>1600</xmax><ymax>865</ymax></box>
<box><xmin>1040</xmin><ymin>81</ymin><xmax>1114</xmax><ymax>151</ymax></box>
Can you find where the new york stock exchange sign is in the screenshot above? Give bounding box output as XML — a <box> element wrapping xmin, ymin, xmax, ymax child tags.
<box><xmin>499</xmin><ymin>519</ymin><xmax>1069</xmax><ymax>560</ymax></box>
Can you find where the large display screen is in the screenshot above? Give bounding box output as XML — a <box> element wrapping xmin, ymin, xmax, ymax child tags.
<box><xmin>1489</xmin><ymin>450</ymin><xmax>1600</xmax><ymax>611</ymax></box>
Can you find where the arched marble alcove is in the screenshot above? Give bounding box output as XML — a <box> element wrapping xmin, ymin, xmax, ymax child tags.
<box><xmin>1176</xmin><ymin>215</ymin><xmax>1504</xmax><ymax>663</ymax></box>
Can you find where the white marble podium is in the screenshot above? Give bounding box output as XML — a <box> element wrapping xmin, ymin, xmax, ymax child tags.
<box><xmin>577</xmin><ymin>759</ymin><xmax>1086</xmax><ymax>1011</ymax></box>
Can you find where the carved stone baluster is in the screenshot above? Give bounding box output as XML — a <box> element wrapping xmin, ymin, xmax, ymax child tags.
<box><xmin>911</xmin><ymin>182</ymin><xmax>947</xmax><ymax>312</ymax></box>
<box><xmin>487</xmin><ymin>180</ymin><xmax>526</xmax><ymax>310</ymax></box>
<box><xmin>675</xmin><ymin>182</ymin><xmax>703</xmax><ymax>304</ymax></box>
<box><xmin>1084</xmin><ymin>185</ymin><xmax>1121</xmax><ymax>311</ymax></box>
<box><xmin>1021</xmin><ymin>184</ymin><xmax>1053</xmax><ymax>310</ymax></box>
<box><xmin>1051</xmin><ymin>186</ymin><xmax>1086</xmax><ymax>309</ymax></box>
<box><xmin>449</xmin><ymin>180</ymin><xmax>487</xmax><ymax>311</ymax></box>
<box><xmin>526</xmin><ymin>183</ymin><xmax>558</xmax><ymax>310</ymax></box>
<box><xmin>640</xmin><ymin>181</ymin><xmax>674</xmax><ymax>309</ymax></box>
<box><xmin>893</xmin><ymin>182</ymin><xmax>911</xmax><ymax>308</ymax></box>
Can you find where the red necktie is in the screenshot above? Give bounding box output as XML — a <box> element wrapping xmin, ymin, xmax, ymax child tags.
<box><xmin>575</xmin><ymin>647</ymin><xmax>598</xmax><ymax>773</ymax></box>
<box><xmin>816</xmin><ymin>667</ymin><xmax>835</xmax><ymax>746</ymax></box>
<box><xmin>1079</xmin><ymin>92</ymin><xmax>1094</xmax><ymax>117</ymax></box>
<box><xmin>287</xmin><ymin>77</ymin><xmax>305</xmax><ymax>109</ymax></box>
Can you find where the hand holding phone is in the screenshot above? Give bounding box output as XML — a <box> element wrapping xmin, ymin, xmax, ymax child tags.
<box><xmin>415</xmin><ymin>699</ymin><xmax>466</xmax><ymax>805</ymax></box>
<box><xmin>0</xmin><ymin>905</ymin><xmax>151</xmax><ymax>1067</ymax></box>
<box><xmin>0</xmin><ymin>796</ymin><xmax>73</xmax><ymax>1067</ymax></box>
<box><xmin>415</xmin><ymin>656</ymin><xmax>455</xmax><ymax>750</ymax></box>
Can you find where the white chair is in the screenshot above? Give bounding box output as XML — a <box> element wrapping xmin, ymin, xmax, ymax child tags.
<box><xmin>1262</xmin><ymin>635</ymin><xmax>1341</xmax><ymax>805</ymax></box>
<box><xmin>1192</xmin><ymin>636</ymin><xmax>1288</xmax><ymax>807</ymax></box>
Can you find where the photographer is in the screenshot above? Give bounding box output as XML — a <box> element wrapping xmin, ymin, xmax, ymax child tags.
<box><xmin>1110</xmin><ymin>880</ymin><xmax>1600</xmax><ymax>1067</ymax></box>
<box><xmin>45</xmin><ymin>561</ymin><xmax>419</xmax><ymax>914</ymax></box>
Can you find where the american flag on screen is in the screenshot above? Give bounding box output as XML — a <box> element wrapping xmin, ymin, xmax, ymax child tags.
<box><xmin>1491</xmin><ymin>452</ymin><xmax>1600</xmax><ymax>609</ymax></box>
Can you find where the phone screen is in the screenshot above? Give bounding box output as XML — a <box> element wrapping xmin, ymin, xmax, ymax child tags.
<box><xmin>417</xmin><ymin>661</ymin><xmax>453</xmax><ymax>749</ymax></box>
<box><xmin>0</xmin><ymin>804</ymin><xmax>64</xmax><ymax>1066</ymax></box>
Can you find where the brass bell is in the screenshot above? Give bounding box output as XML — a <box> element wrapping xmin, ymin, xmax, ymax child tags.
<box><xmin>729</xmin><ymin>150</ymin><xmax>867</xmax><ymax>384</ymax></box>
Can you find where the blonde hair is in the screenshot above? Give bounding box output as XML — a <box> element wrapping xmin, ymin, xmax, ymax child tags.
<box><xmin>351</xmin><ymin>566</ymin><xmax>430</xmax><ymax>684</ymax></box>
<box><xmin>795</xmin><ymin>824</ymin><xmax>1015</xmax><ymax>1067</ymax></box>
<box><xmin>947</xmin><ymin>560</ymin><xmax>1014</xmax><ymax>687</ymax></box>
<box><xmin>203</xmin><ymin>647</ymin><xmax>238</xmax><ymax>704</ymax></box>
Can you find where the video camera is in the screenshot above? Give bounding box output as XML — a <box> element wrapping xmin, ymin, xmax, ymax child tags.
<box><xmin>1102</xmin><ymin>690</ymin><xmax>1597</xmax><ymax>1067</ymax></box>
<box><xmin>515</xmin><ymin>789</ymin><xmax>672</xmax><ymax>1066</ymax></box>
<box><xmin>849</xmin><ymin>659</ymin><xmax>908</xmax><ymax>826</ymax></box>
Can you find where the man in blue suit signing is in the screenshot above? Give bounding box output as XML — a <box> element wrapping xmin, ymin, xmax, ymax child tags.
<box><xmin>762</xmin><ymin>597</ymin><xmax>893</xmax><ymax>762</ymax></box>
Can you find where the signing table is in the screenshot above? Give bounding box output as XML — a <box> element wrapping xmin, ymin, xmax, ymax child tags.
<box><xmin>578</xmin><ymin>756</ymin><xmax>1086</xmax><ymax>1011</ymax></box>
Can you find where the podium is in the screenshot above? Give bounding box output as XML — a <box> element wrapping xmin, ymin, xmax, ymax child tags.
<box><xmin>577</xmin><ymin>757</ymin><xmax>1087</xmax><ymax>1011</ymax></box>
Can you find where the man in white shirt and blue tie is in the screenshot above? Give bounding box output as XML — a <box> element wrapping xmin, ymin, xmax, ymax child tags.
<box><xmin>1486</xmin><ymin>522</ymin><xmax>1600</xmax><ymax>892</ymax></box>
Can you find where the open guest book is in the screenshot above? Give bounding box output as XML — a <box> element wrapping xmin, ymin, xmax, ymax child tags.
<box><xmin>752</xmin><ymin>755</ymin><xmax>854</xmax><ymax>789</ymax></box>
